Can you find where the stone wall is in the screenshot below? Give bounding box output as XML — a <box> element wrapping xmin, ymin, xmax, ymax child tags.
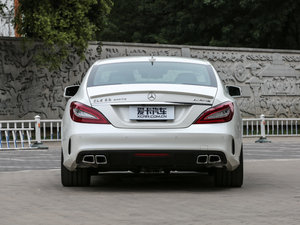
<box><xmin>1</xmin><ymin>38</ymin><xmax>300</xmax><ymax>120</ymax></box>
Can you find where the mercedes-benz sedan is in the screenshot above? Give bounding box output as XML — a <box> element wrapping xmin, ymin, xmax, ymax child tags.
<box><xmin>61</xmin><ymin>56</ymin><xmax>243</xmax><ymax>187</ymax></box>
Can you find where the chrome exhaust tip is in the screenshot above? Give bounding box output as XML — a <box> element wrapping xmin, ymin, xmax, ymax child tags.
<box><xmin>208</xmin><ymin>155</ymin><xmax>221</xmax><ymax>164</ymax></box>
<box><xmin>95</xmin><ymin>155</ymin><xmax>107</xmax><ymax>165</ymax></box>
<box><xmin>196</xmin><ymin>155</ymin><xmax>208</xmax><ymax>164</ymax></box>
<box><xmin>82</xmin><ymin>155</ymin><xmax>95</xmax><ymax>164</ymax></box>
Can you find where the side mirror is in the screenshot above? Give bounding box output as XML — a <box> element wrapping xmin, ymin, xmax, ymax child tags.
<box><xmin>226</xmin><ymin>85</ymin><xmax>242</xmax><ymax>97</ymax></box>
<box><xmin>64</xmin><ymin>85</ymin><xmax>80</xmax><ymax>98</ymax></box>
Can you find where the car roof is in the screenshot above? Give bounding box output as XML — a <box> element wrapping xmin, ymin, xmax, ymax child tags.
<box><xmin>93</xmin><ymin>56</ymin><xmax>211</xmax><ymax>66</ymax></box>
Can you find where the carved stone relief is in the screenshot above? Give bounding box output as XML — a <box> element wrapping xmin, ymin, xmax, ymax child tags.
<box><xmin>191</xmin><ymin>49</ymin><xmax>300</xmax><ymax>118</ymax></box>
<box><xmin>0</xmin><ymin>0</ymin><xmax>14</xmax><ymax>37</ymax></box>
<box><xmin>101</xmin><ymin>44</ymin><xmax>181</xmax><ymax>58</ymax></box>
<box><xmin>0</xmin><ymin>39</ymin><xmax>100</xmax><ymax>119</ymax></box>
<box><xmin>0</xmin><ymin>38</ymin><xmax>300</xmax><ymax>119</ymax></box>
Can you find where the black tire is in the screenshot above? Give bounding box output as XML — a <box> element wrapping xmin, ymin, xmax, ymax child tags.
<box><xmin>214</xmin><ymin>148</ymin><xmax>244</xmax><ymax>188</ymax></box>
<box><xmin>214</xmin><ymin>167</ymin><xmax>231</xmax><ymax>187</ymax></box>
<box><xmin>61</xmin><ymin>152</ymin><xmax>91</xmax><ymax>187</ymax></box>
<box><xmin>230</xmin><ymin>148</ymin><xmax>244</xmax><ymax>187</ymax></box>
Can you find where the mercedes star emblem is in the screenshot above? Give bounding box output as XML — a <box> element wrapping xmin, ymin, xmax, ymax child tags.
<box><xmin>147</xmin><ymin>92</ymin><xmax>156</xmax><ymax>101</ymax></box>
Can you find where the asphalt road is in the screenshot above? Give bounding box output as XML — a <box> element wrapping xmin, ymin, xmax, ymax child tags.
<box><xmin>0</xmin><ymin>137</ymin><xmax>300</xmax><ymax>225</ymax></box>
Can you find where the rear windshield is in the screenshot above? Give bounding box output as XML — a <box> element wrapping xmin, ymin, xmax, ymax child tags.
<box><xmin>87</xmin><ymin>62</ymin><xmax>217</xmax><ymax>87</ymax></box>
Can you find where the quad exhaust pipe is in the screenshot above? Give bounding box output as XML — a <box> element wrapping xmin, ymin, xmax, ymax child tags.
<box><xmin>196</xmin><ymin>155</ymin><xmax>208</xmax><ymax>164</ymax></box>
<box><xmin>82</xmin><ymin>155</ymin><xmax>95</xmax><ymax>164</ymax></box>
<box><xmin>95</xmin><ymin>155</ymin><xmax>107</xmax><ymax>164</ymax></box>
<box><xmin>208</xmin><ymin>155</ymin><xmax>222</xmax><ymax>163</ymax></box>
<box><xmin>196</xmin><ymin>154</ymin><xmax>221</xmax><ymax>164</ymax></box>
<box><xmin>82</xmin><ymin>155</ymin><xmax>107</xmax><ymax>165</ymax></box>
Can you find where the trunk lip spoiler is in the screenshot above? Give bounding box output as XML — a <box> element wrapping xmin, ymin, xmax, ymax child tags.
<box><xmin>105</xmin><ymin>101</ymin><xmax>213</xmax><ymax>106</ymax></box>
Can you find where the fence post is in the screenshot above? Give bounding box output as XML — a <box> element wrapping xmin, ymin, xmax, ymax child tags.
<box><xmin>31</xmin><ymin>115</ymin><xmax>48</xmax><ymax>149</ymax></box>
<box><xmin>255</xmin><ymin>114</ymin><xmax>271</xmax><ymax>143</ymax></box>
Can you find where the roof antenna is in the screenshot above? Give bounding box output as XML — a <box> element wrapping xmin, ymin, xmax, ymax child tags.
<box><xmin>149</xmin><ymin>54</ymin><xmax>156</xmax><ymax>66</ymax></box>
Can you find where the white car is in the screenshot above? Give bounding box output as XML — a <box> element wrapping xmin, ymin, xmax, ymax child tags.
<box><xmin>61</xmin><ymin>56</ymin><xmax>243</xmax><ymax>187</ymax></box>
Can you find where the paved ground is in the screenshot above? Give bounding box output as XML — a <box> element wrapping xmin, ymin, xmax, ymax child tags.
<box><xmin>0</xmin><ymin>137</ymin><xmax>300</xmax><ymax>225</ymax></box>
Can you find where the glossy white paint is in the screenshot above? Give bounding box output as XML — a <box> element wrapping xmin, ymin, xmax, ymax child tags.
<box><xmin>62</xmin><ymin>56</ymin><xmax>242</xmax><ymax>171</ymax></box>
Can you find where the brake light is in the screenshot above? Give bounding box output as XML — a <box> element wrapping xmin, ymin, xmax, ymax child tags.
<box><xmin>134</xmin><ymin>153</ymin><xmax>169</xmax><ymax>157</ymax></box>
<box><xmin>70</xmin><ymin>102</ymin><xmax>110</xmax><ymax>124</ymax></box>
<box><xmin>193</xmin><ymin>102</ymin><xmax>234</xmax><ymax>124</ymax></box>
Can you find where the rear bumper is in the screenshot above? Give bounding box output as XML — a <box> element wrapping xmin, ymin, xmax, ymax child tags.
<box><xmin>75</xmin><ymin>150</ymin><xmax>227</xmax><ymax>172</ymax></box>
<box><xmin>62</xmin><ymin>122</ymin><xmax>242</xmax><ymax>171</ymax></box>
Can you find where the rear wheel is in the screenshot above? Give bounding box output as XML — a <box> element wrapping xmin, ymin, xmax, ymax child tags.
<box><xmin>230</xmin><ymin>148</ymin><xmax>243</xmax><ymax>187</ymax></box>
<box><xmin>61</xmin><ymin>152</ymin><xmax>91</xmax><ymax>187</ymax></box>
<box><xmin>214</xmin><ymin>167</ymin><xmax>231</xmax><ymax>187</ymax></box>
<box><xmin>214</xmin><ymin>148</ymin><xmax>243</xmax><ymax>188</ymax></box>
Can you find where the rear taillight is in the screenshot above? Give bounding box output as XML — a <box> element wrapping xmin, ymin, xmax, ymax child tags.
<box><xmin>70</xmin><ymin>102</ymin><xmax>110</xmax><ymax>124</ymax></box>
<box><xmin>193</xmin><ymin>102</ymin><xmax>234</xmax><ymax>124</ymax></box>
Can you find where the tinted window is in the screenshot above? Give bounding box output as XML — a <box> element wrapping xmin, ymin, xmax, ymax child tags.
<box><xmin>87</xmin><ymin>62</ymin><xmax>217</xmax><ymax>87</ymax></box>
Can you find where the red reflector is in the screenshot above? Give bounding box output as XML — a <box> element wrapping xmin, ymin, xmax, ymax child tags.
<box><xmin>134</xmin><ymin>153</ymin><xmax>169</xmax><ymax>157</ymax></box>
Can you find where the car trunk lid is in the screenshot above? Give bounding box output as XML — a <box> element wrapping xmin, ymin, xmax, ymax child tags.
<box><xmin>87</xmin><ymin>84</ymin><xmax>217</xmax><ymax>128</ymax></box>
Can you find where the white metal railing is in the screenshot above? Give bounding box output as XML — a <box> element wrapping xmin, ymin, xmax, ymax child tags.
<box><xmin>0</xmin><ymin>119</ymin><xmax>35</xmax><ymax>149</ymax></box>
<box><xmin>41</xmin><ymin>119</ymin><xmax>62</xmax><ymax>141</ymax></box>
<box><xmin>0</xmin><ymin>116</ymin><xmax>62</xmax><ymax>150</ymax></box>
<box><xmin>0</xmin><ymin>128</ymin><xmax>34</xmax><ymax>149</ymax></box>
<box><xmin>243</xmin><ymin>115</ymin><xmax>300</xmax><ymax>137</ymax></box>
<box><xmin>1</xmin><ymin>114</ymin><xmax>299</xmax><ymax>149</ymax></box>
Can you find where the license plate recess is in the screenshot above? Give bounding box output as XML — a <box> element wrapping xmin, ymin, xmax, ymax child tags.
<box><xmin>129</xmin><ymin>106</ymin><xmax>174</xmax><ymax>120</ymax></box>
